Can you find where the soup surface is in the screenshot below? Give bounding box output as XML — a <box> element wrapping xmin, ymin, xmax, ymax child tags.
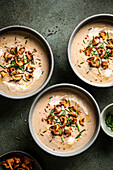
<box><xmin>71</xmin><ymin>21</ymin><xmax>113</xmax><ymax>84</ymax></box>
<box><xmin>0</xmin><ymin>31</ymin><xmax>49</xmax><ymax>96</ymax></box>
<box><xmin>32</xmin><ymin>88</ymin><xmax>96</xmax><ymax>152</ymax></box>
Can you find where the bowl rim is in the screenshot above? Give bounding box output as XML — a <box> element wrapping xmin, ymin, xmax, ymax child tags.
<box><xmin>0</xmin><ymin>25</ymin><xmax>54</xmax><ymax>99</ymax></box>
<box><xmin>68</xmin><ymin>13</ymin><xmax>113</xmax><ymax>88</ymax></box>
<box><xmin>0</xmin><ymin>150</ymin><xmax>42</xmax><ymax>170</ymax></box>
<box><xmin>28</xmin><ymin>83</ymin><xmax>100</xmax><ymax>157</ymax></box>
<box><xmin>101</xmin><ymin>103</ymin><xmax>113</xmax><ymax>137</ymax></box>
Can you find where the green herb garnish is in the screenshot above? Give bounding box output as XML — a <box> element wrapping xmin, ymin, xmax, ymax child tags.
<box><xmin>49</xmin><ymin>139</ymin><xmax>52</xmax><ymax>142</ymax></box>
<box><xmin>60</xmin><ymin>129</ymin><xmax>62</xmax><ymax>135</ymax></box>
<box><xmin>97</xmin><ymin>61</ymin><xmax>100</xmax><ymax>67</ymax></box>
<box><xmin>61</xmin><ymin>137</ymin><xmax>64</xmax><ymax>142</ymax></box>
<box><xmin>75</xmin><ymin>129</ymin><xmax>86</xmax><ymax>139</ymax></box>
<box><xmin>86</xmin><ymin>71</ymin><xmax>89</xmax><ymax>74</ymax></box>
<box><xmin>25</xmin><ymin>40</ymin><xmax>28</xmax><ymax>44</ymax></box>
<box><xmin>107</xmin><ymin>32</ymin><xmax>109</xmax><ymax>38</ymax></box>
<box><xmin>20</xmin><ymin>112</ymin><xmax>22</xmax><ymax>118</ymax></box>
<box><xmin>5</xmin><ymin>46</ymin><xmax>10</xmax><ymax>48</ymax></box>
<box><xmin>24</xmin><ymin>36</ymin><xmax>28</xmax><ymax>39</ymax></box>
<box><xmin>16</xmin><ymin>137</ymin><xmax>20</xmax><ymax>140</ymax></box>
<box><xmin>44</xmin><ymin>108</ymin><xmax>47</xmax><ymax>112</ymax></box>
<box><xmin>80</xmin><ymin>62</ymin><xmax>84</xmax><ymax>64</ymax></box>
<box><xmin>13</xmin><ymin>50</ymin><xmax>16</xmax><ymax>55</ymax></box>
<box><xmin>88</xmin><ymin>28</ymin><xmax>92</xmax><ymax>31</ymax></box>
<box><xmin>83</xmin><ymin>40</ymin><xmax>85</xmax><ymax>43</ymax></box>
<box><xmin>0</xmin><ymin>64</ymin><xmax>6</xmax><ymax>69</ymax></box>
<box><xmin>22</xmin><ymin>78</ymin><xmax>28</xmax><ymax>82</ymax></box>
<box><xmin>98</xmin><ymin>69</ymin><xmax>101</xmax><ymax>74</ymax></box>
<box><xmin>76</xmin><ymin>124</ymin><xmax>80</xmax><ymax>132</ymax></box>
<box><xmin>49</xmin><ymin>96</ymin><xmax>53</xmax><ymax>99</ymax></box>
<box><xmin>78</xmin><ymin>65</ymin><xmax>81</xmax><ymax>68</ymax></box>
<box><xmin>22</xmin><ymin>131</ymin><xmax>27</xmax><ymax>136</ymax></box>
<box><xmin>37</xmin><ymin>58</ymin><xmax>41</xmax><ymax>61</ymax></box>
<box><xmin>15</xmin><ymin>37</ymin><xmax>16</xmax><ymax>41</ymax></box>
<box><xmin>105</xmin><ymin>112</ymin><xmax>113</xmax><ymax>131</ymax></box>
<box><xmin>68</xmin><ymin>100</ymin><xmax>71</xmax><ymax>106</ymax></box>
<box><xmin>41</xmin><ymin>71</ymin><xmax>44</xmax><ymax>75</ymax></box>
<box><xmin>43</xmin><ymin>130</ymin><xmax>47</xmax><ymax>133</ymax></box>
<box><xmin>40</xmin><ymin>133</ymin><xmax>44</xmax><ymax>136</ymax></box>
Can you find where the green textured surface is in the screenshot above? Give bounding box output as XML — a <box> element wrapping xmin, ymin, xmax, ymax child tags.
<box><xmin>0</xmin><ymin>0</ymin><xmax>113</xmax><ymax>170</ymax></box>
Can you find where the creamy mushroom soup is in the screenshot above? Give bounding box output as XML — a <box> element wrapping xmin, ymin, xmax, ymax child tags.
<box><xmin>0</xmin><ymin>31</ymin><xmax>49</xmax><ymax>96</ymax></box>
<box><xmin>71</xmin><ymin>21</ymin><xmax>113</xmax><ymax>84</ymax></box>
<box><xmin>32</xmin><ymin>88</ymin><xmax>96</xmax><ymax>152</ymax></box>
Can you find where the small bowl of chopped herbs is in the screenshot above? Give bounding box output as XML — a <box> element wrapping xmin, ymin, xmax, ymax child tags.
<box><xmin>101</xmin><ymin>103</ymin><xmax>113</xmax><ymax>137</ymax></box>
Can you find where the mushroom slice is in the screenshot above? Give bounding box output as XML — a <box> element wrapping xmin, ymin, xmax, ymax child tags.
<box><xmin>21</xmin><ymin>163</ymin><xmax>29</xmax><ymax>170</ymax></box>
<box><xmin>60</xmin><ymin>116</ymin><xmax>67</xmax><ymax>127</ymax></box>
<box><xmin>49</xmin><ymin>124</ymin><xmax>63</xmax><ymax>136</ymax></box>
<box><xmin>13</xmin><ymin>157</ymin><xmax>21</xmax><ymax>164</ymax></box>
<box><xmin>6</xmin><ymin>158</ymin><xmax>14</xmax><ymax>170</ymax></box>
<box><xmin>102</xmin><ymin>60</ymin><xmax>109</xmax><ymax>69</ymax></box>
<box><xmin>0</xmin><ymin>70</ymin><xmax>7</xmax><ymax>77</ymax></box>
<box><xmin>108</xmin><ymin>49</ymin><xmax>113</xmax><ymax>55</ymax></box>
<box><xmin>87</xmin><ymin>56</ymin><xmax>100</xmax><ymax>68</ymax></box>
<box><xmin>25</xmin><ymin>51</ymin><xmax>33</xmax><ymax>61</ymax></box>
<box><xmin>10</xmin><ymin>75</ymin><xmax>22</xmax><ymax>81</ymax></box>
<box><xmin>68</xmin><ymin>106</ymin><xmax>80</xmax><ymax>115</ymax></box>
<box><xmin>85</xmin><ymin>46</ymin><xmax>93</xmax><ymax>56</ymax></box>
<box><xmin>11</xmin><ymin>46</ymin><xmax>25</xmax><ymax>56</ymax></box>
<box><xmin>79</xmin><ymin>117</ymin><xmax>85</xmax><ymax>126</ymax></box>
<box><xmin>14</xmin><ymin>164</ymin><xmax>20</xmax><ymax>169</ymax></box>
<box><xmin>7</xmin><ymin>67</ymin><xmax>19</xmax><ymax>76</ymax></box>
<box><xmin>99</xmin><ymin>32</ymin><xmax>106</xmax><ymax>39</ymax></box>
<box><xmin>22</xmin><ymin>156</ymin><xmax>33</xmax><ymax>165</ymax></box>
<box><xmin>2</xmin><ymin>161</ymin><xmax>10</xmax><ymax>169</ymax></box>
<box><xmin>54</xmin><ymin>104</ymin><xmax>62</xmax><ymax>113</ymax></box>
<box><xmin>108</xmin><ymin>38</ymin><xmax>113</xmax><ymax>44</ymax></box>
<box><xmin>26</xmin><ymin>63</ymin><xmax>36</xmax><ymax>73</ymax></box>
<box><xmin>68</xmin><ymin>112</ymin><xmax>78</xmax><ymax>117</ymax></box>
<box><xmin>60</xmin><ymin>99</ymin><xmax>67</xmax><ymax>108</ymax></box>
<box><xmin>47</xmin><ymin>114</ymin><xmax>55</xmax><ymax>124</ymax></box>
<box><xmin>106</xmin><ymin>44</ymin><xmax>113</xmax><ymax>49</ymax></box>
<box><xmin>92</xmin><ymin>36</ymin><xmax>100</xmax><ymax>46</ymax></box>
<box><xmin>4</xmin><ymin>52</ymin><xmax>12</xmax><ymax>62</ymax></box>
<box><xmin>14</xmin><ymin>56</ymin><xmax>24</xmax><ymax>67</ymax></box>
<box><xmin>64</xmin><ymin>128</ymin><xmax>72</xmax><ymax>137</ymax></box>
<box><xmin>97</xmin><ymin>48</ymin><xmax>105</xmax><ymax>59</ymax></box>
<box><xmin>25</xmin><ymin>73</ymin><xmax>33</xmax><ymax>81</ymax></box>
<box><xmin>71</xmin><ymin>117</ymin><xmax>77</xmax><ymax>124</ymax></box>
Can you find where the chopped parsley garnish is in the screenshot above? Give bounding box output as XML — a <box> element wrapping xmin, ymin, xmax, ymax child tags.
<box><xmin>49</xmin><ymin>96</ymin><xmax>53</xmax><ymax>99</ymax></box>
<box><xmin>49</xmin><ymin>140</ymin><xmax>52</xmax><ymax>143</ymax></box>
<box><xmin>107</xmin><ymin>32</ymin><xmax>109</xmax><ymax>38</ymax></box>
<box><xmin>98</xmin><ymin>69</ymin><xmax>101</xmax><ymax>74</ymax></box>
<box><xmin>88</xmin><ymin>28</ymin><xmax>92</xmax><ymax>30</ymax></box>
<box><xmin>86</xmin><ymin>71</ymin><xmax>89</xmax><ymax>74</ymax></box>
<box><xmin>76</xmin><ymin>124</ymin><xmax>80</xmax><ymax>132</ymax></box>
<box><xmin>5</xmin><ymin>46</ymin><xmax>10</xmax><ymax>48</ymax></box>
<box><xmin>78</xmin><ymin>65</ymin><xmax>81</xmax><ymax>68</ymax></box>
<box><xmin>41</xmin><ymin>71</ymin><xmax>44</xmax><ymax>75</ymax></box>
<box><xmin>0</xmin><ymin>64</ymin><xmax>6</xmax><ymax>69</ymax></box>
<box><xmin>25</xmin><ymin>40</ymin><xmax>28</xmax><ymax>44</ymax></box>
<box><xmin>80</xmin><ymin>62</ymin><xmax>84</xmax><ymax>64</ymax></box>
<box><xmin>83</xmin><ymin>40</ymin><xmax>85</xmax><ymax>43</ymax></box>
<box><xmin>75</xmin><ymin>129</ymin><xmax>86</xmax><ymax>139</ymax></box>
<box><xmin>43</xmin><ymin>130</ymin><xmax>47</xmax><ymax>133</ymax></box>
<box><xmin>61</xmin><ymin>137</ymin><xmax>64</xmax><ymax>142</ymax></box>
<box><xmin>44</xmin><ymin>108</ymin><xmax>47</xmax><ymax>112</ymax></box>
<box><xmin>40</xmin><ymin>133</ymin><xmax>44</xmax><ymax>136</ymax></box>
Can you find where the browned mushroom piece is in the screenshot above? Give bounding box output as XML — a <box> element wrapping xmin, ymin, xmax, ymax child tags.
<box><xmin>72</xmin><ymin>106</ymin><xmax>81</xmax><ymax>114</ymax></box>
<box><xmin>92</xmin><ymin>36</ymin><xmax>100</xmax><ymax>46</ymax></box>
<box><xmin>26</xmin><ymin>63</ymin><xmax>36</xmax><ymax>73</ymax></box>
<box><xmin>10</xmin><ymin>46</ymin><xmax>25</xmax><ymax>56</ymax></box>
<box><xmin>97</xmin><ymin>48</ymin><xmax>105</xmax><ymax>59</ymax></box>
<box><xmin>2</xmin><ymin>161</ymin><xmax>10</xmax><ymax>169</ymax></box>
<box><xmin>85</xmin><ymin>46</ymin><xmax>93</xmax><ymax>56</ymax></box>
<box><xmin>13</xmin><ymin>157</ymin><xmax>21</xmax><ymax>164</ymax></box>
<box><xmin>54</xmin><ymin>104</ymin><xmax>62</xmax><ymax>113</ymax></box>
<box><xmin>25</xmin><ymin>73</ymin><xmax>33</xmax><ymax>81</ymax></box>
<box><xmin>7</xmin><ymin>67</ymin><xmax>20</xmax><ymax>76</ymax></box>
<box><xmin>87</xmin><ymin>56</ymin><xmax>100</xmax><ymax>68</ymax></box>
<box><xmin>60</xmin><ymin>116</ymin><xmax>67</xmax><ymax>127</ymax></box>
<box><xmin>108</xmin><ymin>49</ymin><xmax>113</xmax><ymax>55</ymax></box>
<box><xmin>68</xmin><ymin>112</ymin><xmax>78</xmax><ymax>117</ymax></box>
<box><xmin>47</xmin><ymin>114</ymin><xmax>55</xmax><ymax>124</ymax></box>
<box><xmin>0</xmin><ymin>70</ymin><xmax>7</xmax><ymax>77</ymax></box>
<box><xmin>64</xmin><ymin>128</ymin><xmax>72</xmax><ymax>137</ymax></box>
<box><xmin>102</xmin><ymin>60</ymin><xmax>109</xmax><ymax>69</ymax></box>
<box><xmin>79</xmin><ymin>117</ymin><xmax>85</xmax><ymax>126</ymax></box>
<box><xmin>68</xmin><ymin>106</ymin><xmax>80</xmax><ymax>115</ymax></box>
<box><xmin>6</xmin><ymin>158</ymin><xmax>14</xmax><ymax>170</ymax></box>
<box><xmin>25</xmin><ymin>51</ymin><xmax>33</xmax><ymax>61</ymax></box>
<box><xmin>99</xmin><ymin>32</ymin><xmax>107</xmax><ymax>39</ymax></box>
<box><xmin>21</xmin><ymin>163</ymin><xmax>29</xmax><ymax>170</ymax></box>
<box><xmin>10</xmin><ymin>75</ymin><xmax>22</xmax><ymax>81</ymax></box>
<box><xmin>14</xmin><ymin>56</ymin><xmax>24</xmax><ymax>67</ymax></box>
<box><xmin>71</xmin><ymin>117</ymin><xmax>77</xmax><ymax>124</ymax></box>
<box><xmin>14</xmin><ymin>164</ymin><xmax>20</xmax><ymax>169</ymax></box>
<box><xmin>108</xmin><ymin>38</ymin><xmax>113</xmax><ymax>44</ymax></box>
<box><xmin>60</xmin><ymin>99</ymin><xmax>67</xmax><ymax>108</ymax></box>
<box><xmin>22</xmin><ymin>156</ymin><xmax>33</xmax><ymax>166</ymax></box>
<box><xmin>4</xmin><ymin>52</ymin><xmax>12</xmax><ymax>62</ymax></box>
<box><xmin>49</xmin><ymin>124</ymin><xmax>63</xmax><ymax>136</ymax></box>
<box><xmin>106</xmin><ymin>44</ymin><xmax>113</xmax><ymax>49</ymax></box>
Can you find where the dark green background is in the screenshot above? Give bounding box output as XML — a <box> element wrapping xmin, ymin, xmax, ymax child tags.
<box><xmin>0</xmin><ymin>0</ymin><xmax>113</xmax><ymax>170</ymax></box>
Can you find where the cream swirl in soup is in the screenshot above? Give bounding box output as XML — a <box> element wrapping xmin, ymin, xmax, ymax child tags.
<box><xmin>71</xmin><ymin>21</ymin><xmax>113</xmax><ymax>84</ymax></box>
<box><xmin>0</xmin><ymin>31</ymin><xmax>49</xmax><ymax>96</ymax></box>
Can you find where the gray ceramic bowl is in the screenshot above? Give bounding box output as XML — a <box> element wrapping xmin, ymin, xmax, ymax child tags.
<box><xmin>29</xmin><ymin>83</ymin><xmax>100</xmax><ymax>157</ymax></box>
<box><xmin>0</xmin><ymin>25</ymin><xmax>54</xmax><ymax>99</ymax></box>
<box><xmin>68</xmin><ymin>14</ymin><xmax>113</xmax><ymax>87</ymax></box>
<box><xmin>0</xmin><ymin>151</ymin><xmax>42</xmax><ymax>170</ymax></box>
<box><xmin>101</xmin><ymin>103</ymin><xmax>113</xmax><ymax>137</ymax></box>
